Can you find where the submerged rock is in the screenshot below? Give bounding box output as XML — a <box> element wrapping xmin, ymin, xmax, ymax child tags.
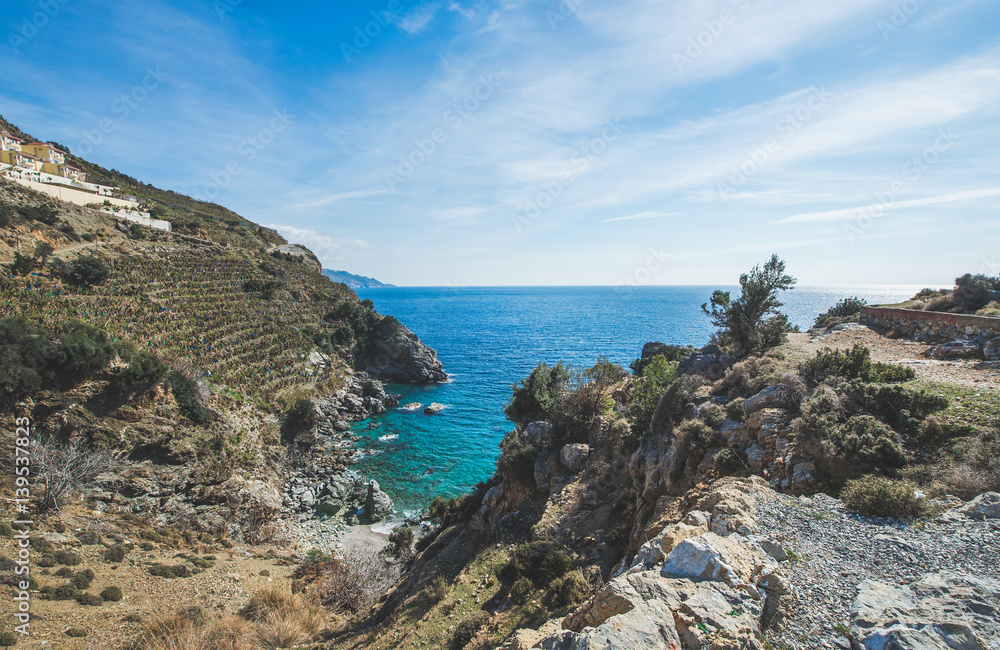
<box><xmin>424</xmin><ymin>403</ymin><xmax>445</xmax><ymax>415</ymax></box>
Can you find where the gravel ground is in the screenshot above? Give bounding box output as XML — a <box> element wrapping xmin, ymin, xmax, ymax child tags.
<box><xmin>757</xmin><ymin>491</ymin><xmax>1000</xmax><ymax>649</ymax></box>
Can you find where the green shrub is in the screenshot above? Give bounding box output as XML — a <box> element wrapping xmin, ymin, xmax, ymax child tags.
<box><xmin>67</xmin><ymin>256</ymin><xmax>109</xmax><ymax>286</ymax></box>
<box><xmin>8</xmin><ymin>252</ymin><xmax>34</xmax><ymax>276</ymax></box>
<box><xmin>548</xmin><ymin>571</ymin><xmax>590</xmax><ymax>609</ymax></box>
<box><xmin>826</xmin><ymin>415</ymin><xmax>906</xmax><ymax>471</ymax></box>
<box><xmin>65</xmin><ymin>628</ymin><xmax>88</xmax><ymax>637</ymax></box>
<box><xmin>111</xmin><ymin>349</ymin><xmax>166</xmax><ymax>393</ymax></box>
<box><xmin>669</xmin><ymin>419</ymin><xmax>720</xmax><ymax>483</ymax></box>
<box><xmin>0</xmin><ymin>202</ymin><xmax>12</xmax><ymax>228</ymax></box>
<box><xmin>802</xmin><ymin>345</ymin><xmax>914</xmax><ymax>386</ymax></box>
<box><xmin>725</xmin><ymin>397</ymin><xmax>745</xmax><ymax>422</ymax></box>
<box><xmin>504</xmin><ymin>541</ymin><xmax>573</xmax><ymax>587</ymax></box>
<box><xmin>0</xmin><ymin>522</ymin><xmax>12</xmax><ymax>539</ymax></box>
<box><xmin>286</xmin><ymin>397</ymin><xmax>316</xmax><ymax>428</ymax></box>
<box><xmin>450</xmin><ymin>611</ymin><xmax>489</xmax><ymax>650</ymax></box>
<box><xmin>624</xmin><ymin>355</ymin><xmax>678</xmax><ymax>453</ymax></box>
<box><xmin>104</xmin><ymin>544</ymin><xmax>128</xmax><ymax>563</ymax></box>
<box><xmin>630</xmin><ymin>344</ymin><xmax>695</xmax><ymax>375</ymax></box>
<box><xmin>715</xmin><ymin>448</ymin><xmax>745</xmax><ymax>476</ymax></box>
<box><xmin>426</xmin><ymin>575</ymin><xmax>449</xmax><ymax>603</ymax></box>
<box><xmin>504</xmin><ymin>361</ymin><xmax>570</xmax><ymax>425</ymax></box>
<box><xmin>18</xmin><ymin>204</ymin><xmax>58</xmax><ymax>224</ymax></box>
<box><xmin>841</xmin><ymin>475</ymin><xmax>921</xmax><ymax>518</ymax></box>
<box><xmin>100</xmin><ymin>586</ymin><xmax>123</xmax><ymax>602</ymax></box>
<box><xmin>386</xmin><ymin>526</ymin><xmax>414</xmax><ymax>558</ymax></box>
<box><xmin>700</xmin><ymin>403</ymin><xmax>726</xmax><ymax>429</ymax></box>
<box><xmin>0</xmin><ymin>630</ymin><xmax>17</xmax><ymax>646</ymax></box>
<box><xmin>167</xmin><ymin>371</ymin><xmax>212</xmax><ymax>425</ymax></box>
<box><xmin>76</xmin><ymin>592</ymin><xmax>103</xmax><ymax>606</ymax></box>
<box><xmin>954</xmin><ymin>273</ymin><xmax>1000</xmax><ymax>313</ymax></box>
<box><xmin>509</xmin><ymin>576</ymin><xmax>534</xmax><ymax>604</ymax></box>
<box><xmin>54</xmin><ymin>567</ymin><xmax>74</xmax><ymax>578</ymax></box>
<box><xmin>813</xmin><ymin>297</ymin><xmax>867</xmax><ymax>328</ymax></box>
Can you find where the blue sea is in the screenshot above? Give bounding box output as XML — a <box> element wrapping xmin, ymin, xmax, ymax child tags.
<box><xmin>351</xmin><ymin>285</ymin><xmax>922</xmax><ymax>514</ymax></box>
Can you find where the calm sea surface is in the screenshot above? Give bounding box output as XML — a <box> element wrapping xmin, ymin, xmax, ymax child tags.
<box><xmin>352</xmin><ymin>285</ymin><xmax>921</xmax><ymax>514</ymax></box>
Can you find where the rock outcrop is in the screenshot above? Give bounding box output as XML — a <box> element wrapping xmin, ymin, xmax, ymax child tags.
<box><xmin>361</xmin><ymin>322</ymin><xmax>448</xmax><ymax>383</ymax></box>
<box><xmin>530</xmin><ymin>478</ymin><xmax>789</xmax><ymax>650</ymax></box>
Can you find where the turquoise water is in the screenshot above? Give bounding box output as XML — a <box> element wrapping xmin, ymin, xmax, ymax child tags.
<box><xmin>351</xmin><ymin>285</ymin><xmax>923</xmax><ymax>514</ymax></box>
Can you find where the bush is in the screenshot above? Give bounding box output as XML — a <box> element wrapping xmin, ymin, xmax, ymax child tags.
<box><xmin>715</xmin><ymin>448</ymin><xmax>745</xmax><ymax>476</ymax></box>
<box><xmin>954</xmin><ymin>273</ymin><xmax>1000</xmax><ymax>313</ymax></box>
<box><xmin>71</xmin><ymin>572</ymin><xmax>92</xmax><ymax>590</ymax></box>
<box><xmin>505</xmin><ymin>361</ymin><xmax>570</xmax><ymax>425</ymax></box>
<box><xmin>168</xmin><ymin>370</ymin><xmax>212</xmax><ymax>425</ymax></box>
<box><xmin>54</xmin><ymin>550</ymin><xmax>82</xmax><ymax>566</ymax></box>
<box><xmin>0</xmin><ymin>631</ymin><xmax>16</xmax><ymax>646</ymax></box>
<box><xmin>450</xmin><ymin>611</ymin><xmax>489</xmax><ymax>650</ymax></box>
<box><xmin>18</xmin><ymin>204</ymin><xmax>58</xmax><ymax>225</ymax></box>
<box><xmin>386</xmin><ymin>526</ymin><xmax>414</xmax><ymax>558</ymax></box>
<box><xmin>509</xmin><ymin>576</ymin><xmax>534</xmax><ymax>604</ymax></box>
<box><xmin>104</xmin><ymin>543</ymin><xmax>128</xmax><ymax>563</ymax></box>
<box><xmin>801</xmin><ymin>345</ymin><xmax>914</xmax><ymax>386</ymax></box>
<box><xmin>725</xmin><ymin>397</ymin><xmax>745</xmax><ymax>422</ymax></box>
<box><xmin>317</xmin><ymin>545</ymin><xmax>399</xmax><ymax>614</ymax></box>
<box><xmin>54</xmin><ymin>567</ymin><xmax>75</xmax><ymax>578</ymax></box>
<box><xmin>814</xmin><ymin>297</ymin><xmax>867</xmax><ymax>328</ymax></box>
<box><xmin>702</xmin><ymin>254</ymin><xmax>797</xmax><ymax>357</ymax></box>
<box><xmin>826</xmin><ymin>415</ymin><xmax>906</xmax><ymax>472</ymax></box>
<box><xmin>0</xmin><ymin>522</ymin><xmax>12</xmax><ymax>539</ymax></box>
<box><xmin>149</xmin><ymin>564</ymin><xmax>191</xmax><ymax>579</ymax></box>
<box><xmin>548</xmin><ymin>571</ymin><xmax>590</xmax><ymax>609</ymax></box>
<box><xmin>504</xmin><ymin>541</ymin><xmax>573</xmax><ymax>587</ymax></box>
<box><xmin>8</xmin><ymin>252</ymin><xmax>34</xmax><ymax>276</ymax></box>
<box><xmin>65</xmin><ymin>628</ymin><xmax>88</xmax><ymax>637</ymax></box>
<box><xmin>111</xmin><ymin>349</ymin><xmax>166</xmax><ymax>393</ymax></box>
<box><xmin>630</xmin><ymin>344</ymin><xmax>695</xmax><ymax>375</ymax></box>
<box><xmin>624</xmin><ymin>355</ymin><xmax>678</xmax><ymax>453</ymax></box>
<box><xmin>841</xmin><ymin>475</ymin><xmax>921</xmax><ymax>518</ymax></box>
<box><xmin>100</xmin><ymin>586</ymin><xmax>123</xmax><ymax>602</ymax></box>
<box><xmin>669</xmin><ymin>419</ymin><xmax>720</xmax><ymax>483</ymax></box>
<box><xmin>0</xmin><ymin>202</ymin><xmax>12</xmax><ymax>228</ymax></box>
<box><xmin>287</xmin><ymin>397</ymin><xmax>316</xmax><ymax>428</ymax></box>
<box><xmin>76</xmin><ymin>592</ymin><xmax>103</xmax><ymax>606</ymax></box>
<box><xmin>52</xmin><ymin>584</ymin><xmax>80</xmax><ymax>600</ymax></box>
<box><xmin>67</xmin><ymin>256</ymin><xmax>109</xmax><ymax>286</ymax></box>
<box><xmin>699</xmin><ymin>403</ymin><xmax>726</xmax><ymax>429</ymax></box>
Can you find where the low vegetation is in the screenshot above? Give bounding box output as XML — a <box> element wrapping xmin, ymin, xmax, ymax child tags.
<box><xmin>840</xmin><ymin>475</ymin><xmax>923</xmax><ymax>518</ymax></box>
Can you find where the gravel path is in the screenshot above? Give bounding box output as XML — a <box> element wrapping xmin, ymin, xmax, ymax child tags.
<box><xmin>757</xmin><ymin>491</ymin><xmax>1000</xmax><ymax>649</ymax></box>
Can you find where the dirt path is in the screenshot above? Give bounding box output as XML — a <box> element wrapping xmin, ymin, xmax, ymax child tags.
<box><xmin>784</xmin><ymin>325</ymin><xmax>1000</xmax><ymax>391</ymax></box>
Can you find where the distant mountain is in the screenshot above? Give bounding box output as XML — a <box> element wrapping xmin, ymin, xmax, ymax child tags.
<box><xmin>322</xmin><ymin>269</ymin><xmax>395</xmax><ymax>289</ymax></box>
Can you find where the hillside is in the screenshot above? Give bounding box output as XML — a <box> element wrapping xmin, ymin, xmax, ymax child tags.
<box><xmin>322</xmin><ymin>269</ymin><xmax>395</xmax><ymax>289</ymax></box>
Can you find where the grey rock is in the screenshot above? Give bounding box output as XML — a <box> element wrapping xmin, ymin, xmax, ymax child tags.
<box><xmin>424</xmin><ymin>402</ymin><xmax>445</xmax><ymax>415</ymax></box>
<box><xmin>559</xmin><ymin>443</ymin><xmax>590</xmax><ymax>472</ymax></box>
<box><xmin>935</xmin><ymin>340</ymin><xmax>982</xmax><ymax>360</ymax></box>
<box><xmin>534</xmin><ymin>449</ymin><xmax>552</xmax><ymax>492</ymax></box>
<box><xmin>985</xmin><ymin>337</ymin><xmax>1000</xmax><ymax>361</ymax></box>
<box><xmin>525</xmin><ymin>421</ymin><xmax>554</xmax><ymax>449</ymax></box>
<box><xmin>743</xmin><ymin>384</ymin><xmax>797</xmax><ymax>415</ymax></box>
<box><xmin>957</xmin><ymin>492</ymin><xmax>1000</xmax><ymax>520</ymax></box>
<box><xmin>365</xmin><ymin>480</ymin><xmax>394</xmax><ymax>523</ymax></box>
<box><xmin>361</xmin><ymin>323</ymin><xmax>447</xmax><ymax>383</ymax></box>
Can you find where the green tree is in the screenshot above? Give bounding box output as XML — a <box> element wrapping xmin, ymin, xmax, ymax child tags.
<box><xmin>9</xmin><ymin>252</ymin><xmax>34</xmax><ymax>276</ymax></box>
<box><xmin>702</xmin><ymin>254</ymin><xmax>797</xmax><ymax>357</ymax></box>
<box><xmin>0</xmin><ymin>202</ymin><xmax>12</xmax><ymax>228</ymax></box>
<box><xmin>624</xmin><ymin>355</ymin><xmax>678</xmax><ymax>452</ymax></box>
<box><xmin>33</xmin><ymin>242</ymin><xmax>55</xmax><ymax>267</ymax></box>
<box><xmin>67</xmin><ymin>256</ymin><xmax>109</xmax><ymax>286</ymax></box>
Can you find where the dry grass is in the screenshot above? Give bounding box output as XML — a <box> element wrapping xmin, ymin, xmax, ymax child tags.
<box><xmin>127</xmin><ymin>589</ymin><xmax>327</xmax><ymax>650</ymax></box>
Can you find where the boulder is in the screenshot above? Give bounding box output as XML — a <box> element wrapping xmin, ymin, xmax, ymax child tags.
<box><xmin>559</xmin><ymin>443</ymin><xmax>590</xmax><ymax>472</ymax></box>
<box><xmin>660</xmin><ymin>532</ymin><xmax>764</xmax><ymax>586</ymax></box>
<box><xmin>402</xmin><ymin>402</ymin><xmax>422</xmax><ymax>411</ymax></box>
<box><xmin>331</xmin><ymin>419</ymin><xmax>351</xmax><ymax>432</ymax></box>
<box><xmin>743</xmin><ymin>384</ymin><xmax>797</xmax><ymax>415</ymax></box>
<box><xmin>424</xmin><ymin>403</ymin><xmax>445</xmax><ymax>415</ymax></box>
<box><xmin>534</xmin><ymin>449</ymin><xmax>552</xmax><ymax>492</ymax></box>
<box><xmin>851</xmin><ymin>572</ymin><xmax>1000</xmax><ymax>649</ymax></box>
<box><xmin>985</xmin><ymin>337</ymin><xmax>1000</xmax><ymax>360</ymax></box>
<box><xmin>935</xmin><ymin>340</ymin><xmax>982</xmax><ymax>360</ymax></box>
<box><xmin>525</xmin><ymin>421</ymin><xmax>554</xmax><ymax>449</ymax></box>
<box><xmin>365</xmin><ymin>480</ymin><xmax>394</xmax><ymax>523</ymax></box>
<box><xmin>956</xmin><ymin>492</ymin><xmax>1000</xmax><ymax>520</ymax></box>
<box><xmin>678</xmin><ymin>354</ymin><xmax>726</xmax><ymax>380</ymax></box>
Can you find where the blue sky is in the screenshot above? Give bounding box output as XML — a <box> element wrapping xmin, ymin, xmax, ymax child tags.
<box><xmin>1</xmin><ymin>0</ymin><xmax>998</xmax><ymax>286</ymax></box>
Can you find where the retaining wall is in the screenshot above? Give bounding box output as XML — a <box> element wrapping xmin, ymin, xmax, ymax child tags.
<box><xmin>860</xmin><ymin>306</ymin><xmax>1000</xmax><ymax>342</ymax></box>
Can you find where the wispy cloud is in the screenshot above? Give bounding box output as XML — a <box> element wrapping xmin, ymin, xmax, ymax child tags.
<box><xmin>778</xmin><ymin>187</ymin><xmax>1000</xmax><ymax>223</ymax></box>
<box><xmin>604</xmin><ymin>211</ymin><xmax>678</xmax><ymax>223</ymax></box>
<box><xmin>291</xmin><ymin>188</ymin><xmax>390</xmax><ymax>209</ymax></box>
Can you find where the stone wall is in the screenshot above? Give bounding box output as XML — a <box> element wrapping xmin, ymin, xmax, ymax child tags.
<box><xmin>860</xmin><ymin>306</ymin><xmax>1000</xmax><ymax>342</ymax></box>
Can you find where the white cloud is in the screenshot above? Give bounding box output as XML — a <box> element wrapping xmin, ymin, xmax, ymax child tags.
<box><xmin>267</xmin><ymin>224</ymin><xmax>370</xmax><ymax>268</ymax></box>
<box><xmin>291</xmin><ymin>188</ymin><xmax>390</xmax><ymax>209</ymax></box>
<box><xmin>604</xmin><ymin>211</ymin><xmax>678</xmax><ymax>223</ymax></box>
<box><xmin>778</xmin><ymin>187</ymin><xmax>1000</xmax><ymax>223</ymax></box>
